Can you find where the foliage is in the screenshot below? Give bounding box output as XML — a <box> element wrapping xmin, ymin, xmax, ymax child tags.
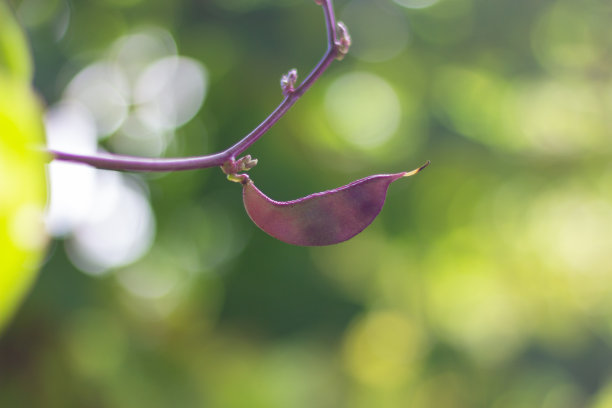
<box><xmin>0</xmin><ymin>2</ymin><xmax>47</xmax><ymax>332</ymax></box>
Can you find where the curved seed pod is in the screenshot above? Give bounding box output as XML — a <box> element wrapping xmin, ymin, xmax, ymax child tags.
<box><xmin>241</xmin><ymin>161</ymin><xmax>429</xmax><ymax>246</ymax></box>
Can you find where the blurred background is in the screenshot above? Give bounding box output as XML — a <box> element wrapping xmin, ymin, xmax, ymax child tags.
<box><xmin>2</xmin><ymin>0</ymin><xmax>612</xmax><ymax>406</ymax></box>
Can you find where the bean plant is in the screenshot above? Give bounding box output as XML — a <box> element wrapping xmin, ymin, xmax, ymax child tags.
<box><xmin>47</xmin><ymin>0</ymin><xmax>428</xmax><ymax>246</ymax></box>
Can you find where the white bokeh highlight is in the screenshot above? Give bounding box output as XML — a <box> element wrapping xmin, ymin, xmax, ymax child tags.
<box><xmin>45</xmin><ymin>27</ymin><xmax>207</xmax><ymax>275</ymax></box>
<box><xmin>66</xmin><ymin>174</ymin><xmax>155</xmax><ymax>276</ymax></box>
<box><xmin>45</xmin><ymin>102</ymin><xmax>98</xmax><ymax>235</ymax></box>
<box><xmin>64</xmin><ymin>62</ymin><xmax>130</xmax><ymax>137</ymax></box>
<box><xmin>134</xmin><ymin>56</ymin><xmax>207</xmax><ymax>132</ymax></box>
<box><xmin>111</xmin><ymin>28</ymin><xmax>177</xmax><ymax>82</ymax></box>
<box><xmin>45</xmin><ymin>102</ymin><xmax>156</xmax><ymax>274</ymax></box>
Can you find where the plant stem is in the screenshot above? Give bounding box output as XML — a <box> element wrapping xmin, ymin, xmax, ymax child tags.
<box><xmin>49</xmin><ymin>0</ymin><xmax>341</xmax><ymax>172</ymax></box>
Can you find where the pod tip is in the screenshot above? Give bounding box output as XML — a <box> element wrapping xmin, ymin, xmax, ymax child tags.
<box><xmin>403</xmin><ymin>160</ymin><xmax>430</xmax><ymax>177</ymax></box>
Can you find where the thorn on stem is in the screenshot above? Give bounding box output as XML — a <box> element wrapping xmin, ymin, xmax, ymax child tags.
<box><xmin>281</xmin><ymin>69</ymin><xmax>298</xmax><ymax>95</ymax></box>
<box><xmin>313</xmin><ymin>0</ymin><xmax>324</xmax><ymax>5</ymax></box>
<box><xmin>335</xmin><ymin>22</ymin><xmax>351</xmax><ymax>60</ymax></box>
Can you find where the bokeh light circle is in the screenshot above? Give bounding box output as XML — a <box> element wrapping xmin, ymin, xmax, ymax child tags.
<box><xmin>110</xmin><ymin>28</ymin><xmax>178</xmax><ymax>81</ymax></box>
<box><xmin>342</xmin><ymin>310</ymin><xmax>425</xmax><ymax>388</ymax></box>
<box><xmin>45</xmin><ymin>102</ymin><xmax>98</xmax><ymax>236</ymax></box>
<box><xmin>324</xmin><ymin>72</ymin><xmax>401</xmax><ymax>149</ymax></box>
<box><xmin>341</xmin><ymin>0</ymin><xmax>410</xmax><ymax>62</ymax></box>
<box><xmin>393</xmin><ymin>0</ymin><xmax>439</xmax><ymax>9</ymax></box>
<box><xmin>133</xmin><ymin>56</ymin><xmax>207</xmax><ymax>131</ymax></box>
<box><xmin>64</xmin><ymin>62</ymin><xmax>130</xmax><ymax>137</ymax></box>
<box><xmin>66</xmin><ymin>173</ymin><xmax>155</xmax><ymax>275</ymax></box>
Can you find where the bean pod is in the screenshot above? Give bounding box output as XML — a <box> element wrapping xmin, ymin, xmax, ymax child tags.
<box><xmin>241</xmin><ymin>161</ymin><xmax>429</xmax><ymax>246</ymax></box>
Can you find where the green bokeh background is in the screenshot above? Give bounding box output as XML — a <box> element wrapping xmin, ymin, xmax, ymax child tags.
<box><xmin>3</xmin><ymin>0</ymin><xmax>612</xmax><ymax>407</ymax></box>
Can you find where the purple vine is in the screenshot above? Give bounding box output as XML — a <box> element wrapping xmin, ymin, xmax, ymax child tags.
<box><xmin>48</xmin><ymin>0</ymin><xmax>349</xmax><ymax>173</ymax></box>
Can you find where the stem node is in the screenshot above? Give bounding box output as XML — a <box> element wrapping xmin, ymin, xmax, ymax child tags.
<box><xmin>280</xmin><ymin>69</ymin><xmax>298</xmax><ymax>95</ymax></box>
<box><xmin>335</xmin><ymin>21</ymin><xmax>351</xmax><ymax>60</ymax></box>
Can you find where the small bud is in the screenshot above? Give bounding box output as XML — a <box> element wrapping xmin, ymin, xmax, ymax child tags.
<box><xmin>280</xmin><ymin>69</ymin><xmax>298</xmax><ymax>95</ymax></box>
<box><xmin>221</xmin><ymin>155</ymin><xmax>258</xmax><ymax>179</ymax></box>
<box><xmin>335</xmin><ymin>21</ymin><xmax>351</xmax><ymax>60</ymax></box>
<box><xmin>239</xmin><ymin>155</ymin><xmax>258</xmax><ymax>171</ymax></box>
<box><xmin>313</xmin><ymin>0</ymin><xmax>324</xmax><ymax>4</ymax></box>
<box><xmin>234</xmin><ymin>155</ymin><xmax>258</xmax><ymax>172</ymax></box>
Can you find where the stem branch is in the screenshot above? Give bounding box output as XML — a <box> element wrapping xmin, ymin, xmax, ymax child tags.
<box><xmin>48</xmin><ymin>0</ymin><xmax>342</xmax><ymax>172</ymax></box>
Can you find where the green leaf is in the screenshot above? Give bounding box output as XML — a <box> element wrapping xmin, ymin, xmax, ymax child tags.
<box><xmin>0</xmin><ymin>3</ymin><xmax>33</xmax><ymax>81</ymax></box>
<box><xmin>0</xmin><ymin>6</ymin><xmax>47</xmax><ymax>333</ymax></box>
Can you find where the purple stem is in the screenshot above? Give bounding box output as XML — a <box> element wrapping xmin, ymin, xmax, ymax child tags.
<box><xmin>49</xmin><ymin>0</ymin><xmax>340</xmax><ymax>172</ymax></box>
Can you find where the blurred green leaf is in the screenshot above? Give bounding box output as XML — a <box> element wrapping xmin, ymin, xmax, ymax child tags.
<box><xmin>0</xmin><ymin>3</ymin><xmax>32</xmax><ymax>81</ymax></box>
<box><xmin>0</xmin><ymin>4</ymin><xmax>47</xmax><ymax>333</ymax></box>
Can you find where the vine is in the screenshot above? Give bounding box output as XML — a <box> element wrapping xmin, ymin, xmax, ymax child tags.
<box><xmin>48</xmin><ymin>0</ymin><xmax>350</xmax><ymax>173</ymax></box>
<box><xmin>46</xmin><ymin>0</ymin><xmax>428</xmax><ymax>246</ymax></box>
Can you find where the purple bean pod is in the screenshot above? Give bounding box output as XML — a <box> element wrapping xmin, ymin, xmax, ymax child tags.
<box><xmin>241</xmin><ymin>161</ymin><xmax>429</xmax><ymax>246</ymax></box>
